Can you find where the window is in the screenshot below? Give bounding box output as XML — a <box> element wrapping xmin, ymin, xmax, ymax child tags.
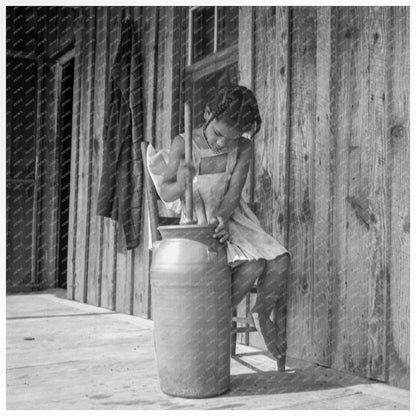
<box><xmin>188</xmin><ymin>6</ymin><xmax>238</xmax><ymax>65</ymax></box>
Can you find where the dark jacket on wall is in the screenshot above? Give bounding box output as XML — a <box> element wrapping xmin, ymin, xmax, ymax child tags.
<box><xmin>96</xmin><ymin>15</ymin><xmax>144</xmax><ymax>249</ymax></box>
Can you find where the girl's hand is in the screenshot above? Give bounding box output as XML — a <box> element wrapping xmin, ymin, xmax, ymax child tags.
<box><xmin>176</xmin><ymin>159</ymin><xmax>195</xmax><ymax>189</ymax></box>
<box><xmin>209</xmin><ymin>216</ymin><xmax>230</xmax><ymax>243</ymax></box>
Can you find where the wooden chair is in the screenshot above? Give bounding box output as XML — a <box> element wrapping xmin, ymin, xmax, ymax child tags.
<box><xmin>141</xmin><ymin>141</ymin><xmax>180</xmax><ymax>245</ymax></box>
<box><xmin>141</xmin><ymin>141</ymin><xmax>286</xmax><ymax>372</ymax></box>
<box><xmin>231</xmin><ymin>275</ymin><xmax>287</xmax><ymax>372</ymax></box>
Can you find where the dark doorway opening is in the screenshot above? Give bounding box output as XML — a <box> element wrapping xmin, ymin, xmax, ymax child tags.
<box><xmin>57</xmin><ymin>57</ymin><xmax>74</xmax><ymax>289</ymax></box>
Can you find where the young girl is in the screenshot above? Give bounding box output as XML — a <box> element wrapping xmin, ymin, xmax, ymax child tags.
<box><xmin>159</xmin><ymin>84</ymin><xmax>291</xmax><ymax>363</ymax></box>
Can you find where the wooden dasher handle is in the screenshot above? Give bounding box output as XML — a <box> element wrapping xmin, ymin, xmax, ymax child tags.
<box><xmin>183</xmin><ymin>101</ymin><xmax>196</xmax><ymax>224</ymax></box>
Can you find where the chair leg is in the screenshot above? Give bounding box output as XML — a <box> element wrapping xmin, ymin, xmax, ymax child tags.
<box><xmin>231</xmin><ymin>309</ymin><xmax>237</xmax><ymax>356</ymax></box>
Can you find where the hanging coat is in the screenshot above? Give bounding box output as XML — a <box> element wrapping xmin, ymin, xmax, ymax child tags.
<box><xmin>96</xmin><ymin>15</ymin><xmax>144</xmax><ymax>250</ymax></box>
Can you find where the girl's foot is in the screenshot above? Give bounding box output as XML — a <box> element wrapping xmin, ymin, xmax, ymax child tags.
<box><xmin>248</xmin><ymin>312</ymin><xmax>285</xmax><ymax>360</ymax></box>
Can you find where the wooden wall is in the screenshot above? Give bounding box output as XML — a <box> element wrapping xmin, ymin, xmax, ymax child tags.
<box><xmin>39</xmin><ymin>6</ymin><xmax>408</xmax><ymax>388</ymax></box>
<box><xmin>66</xmin><ymin>7</ymin><xmax>151</xmax><ymax>318</ymax></box>
<box><xmin>283</xmin><ymin>7</ymin><xmax>409</xmax><ymax>388</ymax></box>
<box><xmin>235</xmin><ymin>6</ymin><xmax>408</xmax><ymax>389</ymax></box>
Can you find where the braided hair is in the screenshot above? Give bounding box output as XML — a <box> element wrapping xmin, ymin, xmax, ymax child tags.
<box><xmin>206</xmin><ymin>84</ymin><xmax>262</xmax><ymax>138</ymax></box>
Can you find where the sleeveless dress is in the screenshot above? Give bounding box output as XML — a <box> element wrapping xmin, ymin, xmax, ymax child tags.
<box><xmin>178</xmin><ymin>134</ymin><xmax>290</xmax><ymax>268</ymax></box>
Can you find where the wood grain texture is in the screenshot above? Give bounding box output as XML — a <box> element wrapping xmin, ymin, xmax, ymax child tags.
<box><xmin>287</xmin><ymin>6</ymin><xmax>316</xmax><ymax>362</ymax></box>
<box><xmin>67</xmin><ymin>9</ymin><xmax>84</xmax><ymax>300</ymax></box>
<box><xmin>386</xmin><ymin>6</ymin><xmax>409</xmax><ymax>390</ymax></box>
<box><xmin>131</xmin><ymin>8</ymin><xmax>151</xmax><ymax>319</ymax></box>
<box><xmin>109</xmin><ymin>7</ymin><xmax>133</xmax><ymax>315</ymax></box>
<box><xmin>77</xmin><ymin>7</ymin><xmax>97</xmax><ymax>303</ymax></box>
<box><xmin>312</xmin><ymin>6</ymin><xmax>331</xmax><ymax>367</ymax></box>
<box><xmin>237</xmin><ymin>6</ymin><xmax>254</xmax><ymax>346</ymax></box>
<box><xmin>60</xmin><ymin>5</ymin><xmax>409</xmax><ymax>389</ymax></box>
<box><xmin>367</xmin><ymin>6</ymin><xmax>389</xmax><ymax>382</ymax></box>
<box><xmin>250</xmin><ymin>6</ymin><xmax>290</xmax><ymax>351</ymax></box>
<box><xmin>93</xmin><ymin>9</ymin><xmax>110</xmax><ymax>308</ymax></box>
<box><xmin>132</xmin><ymin>196</ymin><xmax>150</xmax><ymax>318</ymax></box>
<box><xmin>143</xmin><ymin>7</ymin><xmax>158</xmax><ymax>147</ymax></box>
<box><xmin>99</xmin><ymin>8</ymin><xmax>121</xmax><ymax>311</ymax></box>
<box><xmin>331</xmin><ymin>7</ymin><xmax>373</xmax><ymax>377</ymax></box>
<box><xmin>43</xmin><ymin>60</ymin><xmax>62</xmax><ymax>290</ymax></box>
<box><xmin>159</xmin><ymin>7</ymin><xmax>175</xmax><ymax>151</ymax></box>
<box><xmin>73</xmin><ymin>7</ymin><xmax>92</xmax><ymax>302</ymax></box>
<box><xmin>170</xmin><ymin>7</ymin><xmax>183</xmax><ymax>138</ymax></box>
<box><xmin>85</xmin><ymin>8</ymin><xmax>104</xmax><ymax>307</ymax></box>
<box><xmin>155</xmin><ymin>7</ymin><xmax>166</xmax><ymax>150</ymax></box>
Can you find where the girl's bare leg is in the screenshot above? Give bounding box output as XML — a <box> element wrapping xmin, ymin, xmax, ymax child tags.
<box><xmin>250</xmin><ymin>253</ymin><xmax>290</xmax><ymax>362</ymax></box>
<box><xmin>231</xmin><ymin>259</ymin><xmax>266</xmax><ymax>311</ymax></box>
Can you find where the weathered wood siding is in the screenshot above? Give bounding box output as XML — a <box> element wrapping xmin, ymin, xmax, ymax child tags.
<box><xmin>282</xmin><ymin>6</ymin><xmax>409</xmax><ymax>388</ymax></box>
<box><xmin>37</xmin><ymin>5</ymin><xmax>408</xmax><ymax>389</ymax></box>
<box><xmin>67</xmin><ymin>7</ymin><xmax>150</xmax><ymax>318</ymax></box>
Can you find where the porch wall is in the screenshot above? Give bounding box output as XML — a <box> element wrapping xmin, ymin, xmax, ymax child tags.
<box><xmin>54</xmin><ymin>6</ymin><xmax>408</xmax><ymax>388</ymax></box>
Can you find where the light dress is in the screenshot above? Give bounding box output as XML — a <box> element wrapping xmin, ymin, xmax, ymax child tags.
<box><xmin>177</xmin><ymin>134</ymin><xmax>290</xmax><ymax>268</ymax></box>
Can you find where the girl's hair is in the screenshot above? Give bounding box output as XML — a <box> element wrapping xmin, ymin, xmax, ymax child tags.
<box><xmin>206</xmin><ymin>84</ymin><xmax>262</xmax><ymax>138</ymax></box>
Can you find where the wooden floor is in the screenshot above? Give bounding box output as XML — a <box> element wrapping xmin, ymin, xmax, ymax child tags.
<box><xmin>6</xmin><ymin>290</ymin><xmax>410</xmax><ymax>410</ymax></box>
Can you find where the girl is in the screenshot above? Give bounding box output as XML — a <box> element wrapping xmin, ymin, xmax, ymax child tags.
<box><xmin>159</xmin><ymin>84</ymin><xmax>291</xmax><ymax>363</ymax></box>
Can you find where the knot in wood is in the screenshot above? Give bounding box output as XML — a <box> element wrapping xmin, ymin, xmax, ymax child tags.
<box><xmin>391</xmin><ymin>125</ymin><xmax>404</xmax><ymax>139</ymax></box>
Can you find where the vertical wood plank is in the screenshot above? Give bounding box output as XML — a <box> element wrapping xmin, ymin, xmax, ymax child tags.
<box><xmin>237</xmin><ymin>5</ymin><xmax>254</xmax><ymax>346</ymax></box>
<box><xmin>312</xmin><ymin>6</ymin><xmax>332</xmax><ymax>366</ymax></box>
<box><xmin>142</xmin><ymin>6</ymin><xmax>159</xmax><ymax>319</ymax></box>
<box><xmin>331</xmin><ymin>7</ymin><xmax>373</xmax><ymax>377</ymax></box>
<box><xmin>34</xmin><ymin>8</ymin><xmax>49</xmax><ymax>290</ymax></box>
<box><xmin>132</xmin><ymin>193</ymin><xmax>150</xmax><ymax>318</ymax></box>
<box><xmin>132</xmin><ymin>6</ymin><xmax>151</xmax><ymax>319</ymax></box>
<box><xmin>112</xmin><ymin>7</ymin><xmax>133</xmax><ymax>315</ymax></box>
<box><xmin>100</xmin><ymin>7</ymin><xmax>120</xmax><ymax>311</ymax></box>
<box><xmin>116</xmin><ymin>231</ymin><xmax>132</xmax><ymax>314</ymax></box>
<box><xmin>344</xmin><ymin>7</ymin><xmax>373</xmax><ymax>377</ymax></box>
<box><xmin>272</xmin><ymin>6</ymin><xmax>290</xmax><ymax>245</ymax></box>
<box><xmin>238</xmin><ymin>5</ymin><xmax>254</xmax><ymax>205</ymax></box>
<box><xmin>171</xmin><ymin>7</ymin><xmax>183</xmax><ymax>138</ymax></box>
<box><xmin>154</xmin><ymin>7</ymin><xmax>176</xmax><ymax>219</ymax></box>
<box><xmin>45</xmin><ymin>61</ymin><xmax>62</xmax><ymax>289</ymax></box>
<box><xmin>143</xmin><ymin>7</ymin><xmax>158</xmax><ymax>147</ymax></box>
<box><xmin>367</xmin><ymin>6</ymin><xmax>389</xmax><ymax>382</ymax></box>
<box><xmin>252</xmin><ymin>6</ymin><xmax>275</xmax><ymax>351</ymax></box>
<box><xmin>326</xmin><ymin>5</ymin><xmax>345</xmax><ymax>373</ymax></box>
<box><xmin>155</xmin><ymin>6</ymin><xmax>164</xmax><ymax>150</ymax></box>
<box><xmin>74</xmin><ymin>7</ymin><xmax>96</xmax><ymax>303</ymax></box>
<box><xmin>87</xmin><ymin>8</ymin><xmax>107</xmax><ymax>307</ymax></box>
<box><xmin>343</xmin><ymin>7</ymin><xmax>371</xmax><ymax>377</ymax></box>
<box><xmin>287</xmin><ymin>6</ymin><xmax>316</xmax><ymax>361</ymax></box>
<box><xmin>250</xmin><ymin>6</ymin><xmax>290</xmax><ymax>351</ymax></box>
<box><xmin>67</xmin><ymin>9</ymin><xmax>84</xmax><ymax>300</ymax></box>
<box><xmin>160</xmin><ymin>6</ymin><xmax>174</xmax><ymax>150</ymax></box>
<box><xmin>386</xmin><ymin>6</ymin><xmax>409</xmax><ymax>389</ymax></box>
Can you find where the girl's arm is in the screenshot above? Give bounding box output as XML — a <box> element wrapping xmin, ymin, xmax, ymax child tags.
<box><xmin>160</xmin><ymin>135</ymin><xmax>193</xmax><ymax>202</ymax></box>
<box><xmin>214</xmin><ymin>139</ymin><xmax>252</xmax><ymax>221</ymax></box>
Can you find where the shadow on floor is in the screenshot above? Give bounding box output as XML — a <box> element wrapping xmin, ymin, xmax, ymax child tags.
<box><xmin>226</xmin><ymin>355</ymin><xmax>376</xmax><ymax>397</ymax></box>
<box><xmin>7</xmin><ymin>288</ymin><xmax>68</xmax><ymax>299</ymax></box>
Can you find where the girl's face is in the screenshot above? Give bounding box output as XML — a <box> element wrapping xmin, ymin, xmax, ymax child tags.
<box><xmin>203</xmin><ymin>117</ymin><xmax>244</xmax><ymax>154</ymax></box>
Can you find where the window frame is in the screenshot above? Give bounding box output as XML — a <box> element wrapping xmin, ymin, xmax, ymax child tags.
<box><xmin>185</xmin><ymin>6</ymin><xmax>238</xmax><ymax>82</ymax></box>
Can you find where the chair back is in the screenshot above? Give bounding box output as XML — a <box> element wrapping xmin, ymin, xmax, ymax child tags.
<box><xmin>140</xmin><ymin>141</ymin><xmax>180</xmax><ymax>245</ymax></box>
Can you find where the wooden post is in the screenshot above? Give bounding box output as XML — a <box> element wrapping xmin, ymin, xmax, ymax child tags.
<box><xmin>183</xmin><ymin>101</ymin><xmax>195</xmax><ymax>224</ymax></box>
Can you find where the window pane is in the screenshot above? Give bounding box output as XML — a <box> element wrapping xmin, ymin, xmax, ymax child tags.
<box><xmin>217</xmin><ymin>6</ymin><xmax>239</xmax><ymax>51</ymax></box>
<box><xmin>192</xmin><ymin>7</ymin><xmax>215</xmax><ymax>63</ymax></box>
